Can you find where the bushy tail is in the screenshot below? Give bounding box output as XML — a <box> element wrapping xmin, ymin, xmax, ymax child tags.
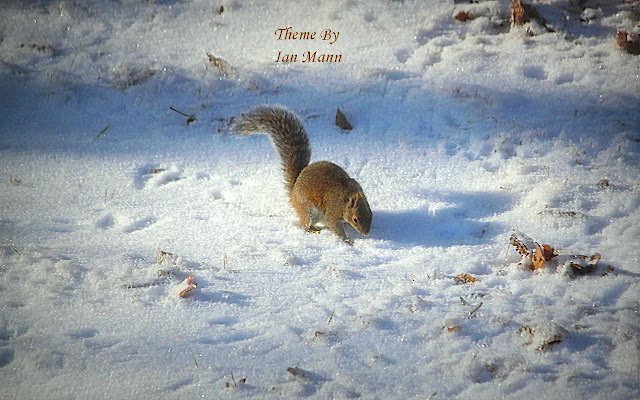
<box><xmin>233</xmin><ymin>106</ymin><xmax>311</xmax><ymax>195</ymax></box>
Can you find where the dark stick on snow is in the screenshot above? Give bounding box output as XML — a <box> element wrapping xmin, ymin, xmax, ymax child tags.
<box><xmin>189</xmin><ymin>347</ymin><xmax>198</xmax><ymax>368</ymax></box>
<box><xmin>231</xmin><ymin>371</ymin><xmax>237</xmax><ymax>387</ymax></box>
<box><xmin>93</xmin><ymin>125</ymin><xmax>110</xmax><ymax>142</ymax></box>
<box><xmin>170</xmin><ymin>106</ymin><xmax>197</xmax><ymax>121</ymax></box>
<box><xmin>327</xmin><ymin>310</ymin><xmax>335</xmax><ymax>324</ymax></box>
<box><xmin>469</xmin><ymin>302</ymin><xmax>483</xmax><ymax>317</ymax></box>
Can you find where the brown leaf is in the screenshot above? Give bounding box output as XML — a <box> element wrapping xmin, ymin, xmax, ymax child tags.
<box><xmin>335</xmin><ymin>108</ymin><xmax>353</xmax><ymax>131</ymax></box>
<box><xmin>510</xmin><ymin>0</ymin><xmax>529</xmax><ymax>26</ymax></box>
<box><xmin>178</xmin><ymin>274</ymin><xmax>198</xmax><ymax>298</ymax></box>
<box><xmin>541</xmin><ymin>244</ymin><xmax>557</xmax><ymax>261</ymax></box>
<box><xmin>509</xmin><ymin>232</ymin><xmax>534</xmax><ymax>257</ymax></box>
<box><xmin>454</xmin><ymin>273</ymin><xmax>479</xmax><ymax>284</ymax></box>
<box><xmin>616</xmin><ymin>31</ymin><xmax>640</xmax><ymax>55</ymax></box>
<box><xmin>454</xmin><ymin>11</ymin><xmax>473</xmax><ymax>22</ymax></box>
<box><xmin>531</xmin><ymin>243</ymin><xmax>547</xmax><ymax>270</ymax></box>
<box><xmin>566</xmin><ymin>252</ymin><xmax>601</xmax><ymax>275</ymax></box>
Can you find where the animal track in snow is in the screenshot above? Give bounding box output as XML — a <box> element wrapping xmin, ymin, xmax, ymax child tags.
<box><xmin>0</xmin><ymin>347</ymin><xmax>15</xmax><ymax>368</ymax></box>
<box><xmin>122</xmin><ymin>215</ymin><xmax>157</xmax><ymax>233</ymax></box>
<box><xmin>133</xmin><ymin>164</ymin><xmax>183</xmax><ymax>189</ymax></box>
<box><xmin>523</xmin><ymin>65</ymin><xmax>548</xmax><ymax>80</ymax></box>
<box><xmin>66</xmin><ymin>327</ymin><xmax>98</xmax><ymax>339</ymax></box>
<box><xmin>95</xmin><ymin>214</ymin><xmax>115</xmax><ymax>229</ymax></box>
<box><xmin>395</xmin><ymin>48</ymin><xmax>411</xmax><ymax>64</ymax></box>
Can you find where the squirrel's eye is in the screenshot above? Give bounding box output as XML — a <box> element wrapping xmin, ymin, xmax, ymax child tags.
<box><xmin>353</xmin><ymin>217</ymin><xmax>359</xmax><ymax>224</ymax></box>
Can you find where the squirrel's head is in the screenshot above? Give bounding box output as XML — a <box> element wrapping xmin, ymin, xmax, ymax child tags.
<box><xmin>344</xmin><ymin>191</ymin><xmax>371</xmax><ymax>236</ymax></box>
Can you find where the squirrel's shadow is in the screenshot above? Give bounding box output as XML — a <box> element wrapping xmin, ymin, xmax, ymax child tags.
<box><xmin>370</xmin><ymin>190</ymin><xmax>514</xmax><ymax>248</ymax></box>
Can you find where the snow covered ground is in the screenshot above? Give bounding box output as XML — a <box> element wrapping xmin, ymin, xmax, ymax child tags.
<box><xmin>0</xmin><ymin>0</ymin><xmax>638</xmax><ymax>399</ymax></box>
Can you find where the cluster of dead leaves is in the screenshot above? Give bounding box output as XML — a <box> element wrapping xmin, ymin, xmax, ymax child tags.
<box><xmin>510</xmin><ymin>232</ymin><xmax>607</xmax><ymax>275</ymax></box>
<box><xmin>616</xmin><ymin>31</ymin><xmax>640</xmax><ymax>55</ymax></box>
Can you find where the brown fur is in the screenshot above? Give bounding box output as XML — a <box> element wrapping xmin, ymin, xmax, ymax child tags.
<box><xmin>233</xmin><ymin>106</ymin><xmax>372</xmax><ymax>243</ymax></box>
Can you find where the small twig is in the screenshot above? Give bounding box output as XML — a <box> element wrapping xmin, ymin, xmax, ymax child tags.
<box><xmin>469</xmin><ymin>302</ymin><xmax>483</xmax><ymax>317</ymax></box>
<box><xmin>327</xmin><ymin>310</ymin><xmax>335</xmax><ymax>325</ymax></box>
<box><xmin>459</xmin><ymin>296</ymin><xmax>470</xmax><ymax>306</ymax></box>
<box><xmin>170</xmin><ymin>106</ymin><xmax>197</xmax><ymax>124</ymax></box>
<box><xmin>189</xmin><ymin>347</ymin><xmax>198</xmax><ymax>368</ymax></box>
<box><xmin>1</xmin><ymin>243</ymin><xmax>22</xmax><ymax>255</ymax></box>
<box><xmin>92</xmin><ymin>124</ymin><xmax>110</xmax><ymax>142</ymax></box>
<box><xmin>169</xmin><ymin>106</ymin><xmax>191</xmax><ymax>117</ymax></box>
<box><xmin>231</xmin><ymin>371</ymin><xmax>237</xmax><ymax>387</ymax></box>
<box><xmin>103</xmin><ymin>188</ymin><xmax>110</xmax><ymax>206</ymax></box>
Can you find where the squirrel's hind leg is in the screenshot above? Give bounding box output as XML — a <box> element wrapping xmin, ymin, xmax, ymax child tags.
<box><xmin>290</xmin><ymin>192</ymin><xmax>317</xmax><ymax>232</ymax></box>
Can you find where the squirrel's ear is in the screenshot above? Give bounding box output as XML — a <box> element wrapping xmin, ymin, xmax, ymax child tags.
<box><xmin>347</xmin><ymin>193</ymin><xmax>360</xmax><ymax>208</ymax></box>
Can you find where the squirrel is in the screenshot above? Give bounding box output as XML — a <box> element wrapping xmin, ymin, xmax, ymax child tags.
<box><xmin>232</xmin><ymin>105</ymin><xmax>372</xmax><ymax>244</ymax></box>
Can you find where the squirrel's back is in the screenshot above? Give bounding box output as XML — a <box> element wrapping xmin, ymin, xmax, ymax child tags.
<box><xmin>233</xmin><ymin>106</ymin><xmax>310</xmax><ymax>195</ymax></box>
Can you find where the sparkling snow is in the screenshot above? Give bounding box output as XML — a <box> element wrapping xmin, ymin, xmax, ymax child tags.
<box><xmin>0</xmin><ymin>1</ymin><xmax>638</xmax><ymax>399</ymax></box>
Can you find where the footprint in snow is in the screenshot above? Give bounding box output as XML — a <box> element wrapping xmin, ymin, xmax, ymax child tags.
<box><xmin>95</xmin><ymin>213</ymin><xmax>115</xmax><ymax>229</ymax></box>
<box><xmin>133</xmin><ymin>163</ymin><xmax>183</xmax><ymax>190</ymax></box>
<box><xmin>0</xmin><ymin>347</ymin><xmax>15</xmax><ymax>368</ymax></box>
<box><xmin>66</xmin><ymin>327</ymin><xmax>98</xmax><ymax>339</ymax></box>
<box><xmin>207</xmin><ymin>316</ymin><xmax>239</xmax><ymax>326</ymax></box>
<box><xmin>523</xmin><ymin>65</ymin><xmax>548</xmax><ymax>80</ymax></box>
<box><xmin>122</xmin><ymin>216</ymin><xmax>157</xmax><ymax>233</ymax></box>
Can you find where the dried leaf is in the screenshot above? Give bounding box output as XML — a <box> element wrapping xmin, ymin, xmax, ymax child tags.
<box><xmin>509</xmin><ymin>232</ymin><xmax>535</xmax><ymax>257</ymax></box>
<box><xmin>454</xmin><ymin>11</ymin><xmax>473</xmax><ymax>22</ymax></box>
<box><xmin>178</xmin><ymin>274</ymin><xmax>198</xmax><ymax>298</ymax></box>
<box><xmin>157</xmin><ymin>250</ymin><xmax>177</xmax><ymax>265</ymax></box>
<box><xmin>564</xmin><ymin>252</ymin><xmax>601</xmax><ymax>275</ymax></box>
<box><xmin>538</xmin><ymin>209</ymin><xmax>584</xmax><ymax>218</ymax></box>
<box><xmin>542</xmin><ymin>244</ymin><xmax>557</xmax><ymax>261</ymax></box>
<box><xmin>597</xmin><ymin>179</ymin><xmax>610</xmax><ymax>189</ymax></box>
<box><xmin>335</xmin><ymin>108</ymin><xmax>353</xmax><ymax>131</ymax></box>
<box><xmin>287</xmin><ymin>367</ymin><xmax>305</xmax><ymax>378</ymax></box>
<box><xmin>616</xmin><ymin>31</ymin><xmax>640</xmax><ymax>55</ymax></box>
<box><xmin>454</xmin><ymin>273</ymin><xmax>479</xmax><ymax>284</ymax></box>
<box><xmin>531</xmin><ymin>243</ymin><xmax>546</xmax><ymax>270</ymax></box>
<box><xmin>9</xmin><ymin>175</ymin><xmax>23</xmax><ymax>186</ymax></box>
<box><xmin>446</xmin><ymin>325</ymin><xmax>462</xmax><ymax>333</ymax></box>
<box><xmin>518</xmin><ymin>322</ymin><xmax>568</xmax><ymax>351</ymax></box>
<box><xmin>510</xmin><ymin>0</ymin><xmax>529</xmax><ymax>26</ymax></box>
<box><xmin>206</xmin><ymin>53</ymin><xmax>234</xmax><ymax>77</ymax></box>
<box><xmin>148</xmin><ymin>167</ymin><xmax>166</xmax><ymax>175</ymax></box>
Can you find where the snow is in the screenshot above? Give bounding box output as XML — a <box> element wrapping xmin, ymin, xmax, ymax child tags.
<box><xmin>0</xmin><ymin>0</ymin><xmax>638</xmax><ymax>399</ymax></box>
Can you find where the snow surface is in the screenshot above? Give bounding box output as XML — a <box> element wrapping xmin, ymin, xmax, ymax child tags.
<box><xmin>0</xmin><ymin>0</ymin><xmax>639</xmax><ymax>399</ymax></box>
